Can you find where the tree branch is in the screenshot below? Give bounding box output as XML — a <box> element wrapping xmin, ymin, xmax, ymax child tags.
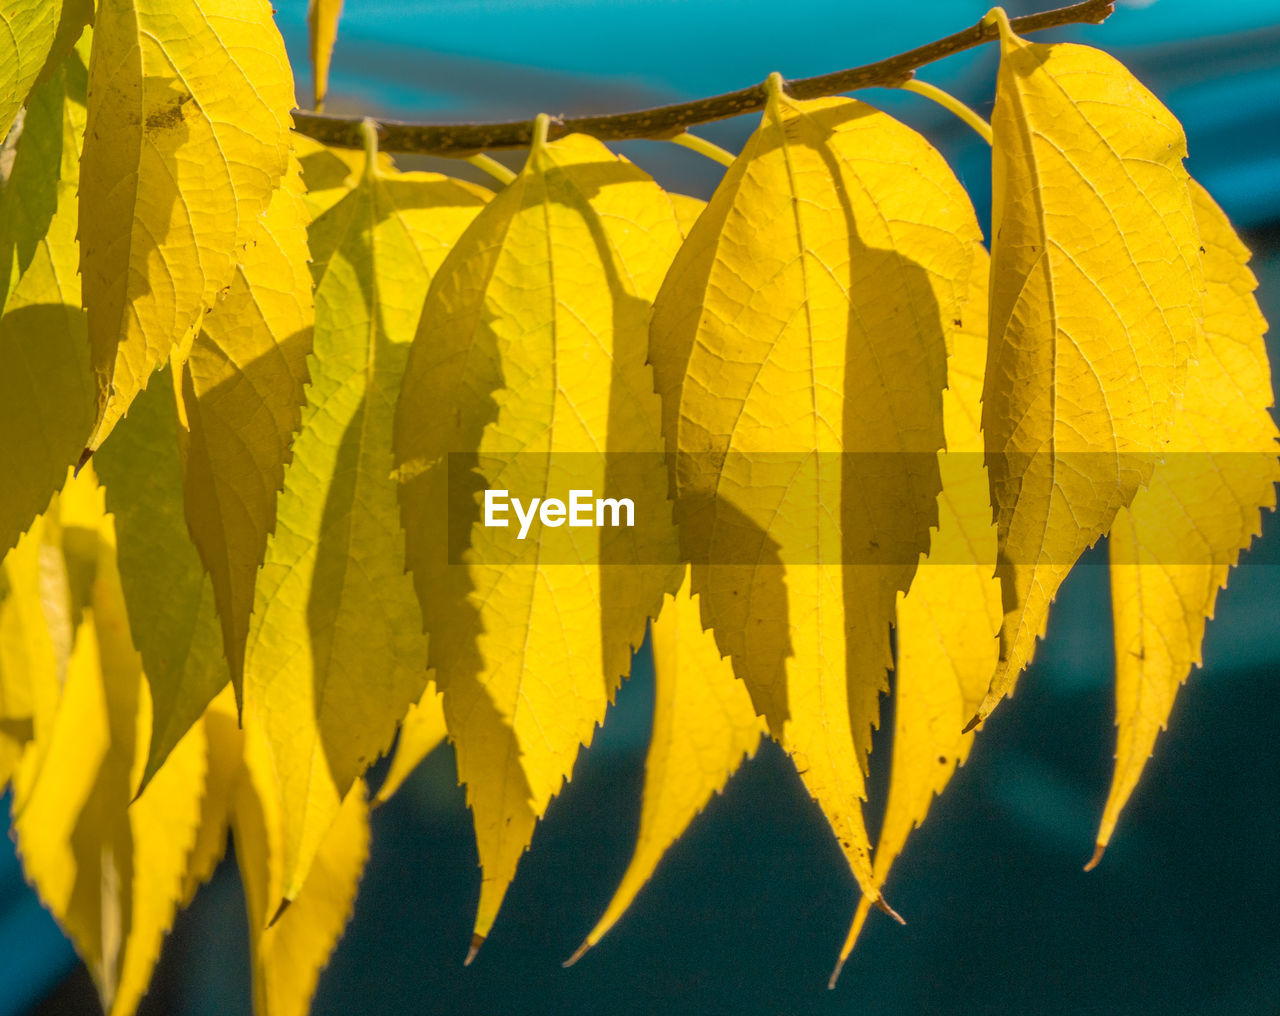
<box><xmin>292</xmin><ymin>0</ymin><xmax>1115</xmax><ymax>157</ymax></box>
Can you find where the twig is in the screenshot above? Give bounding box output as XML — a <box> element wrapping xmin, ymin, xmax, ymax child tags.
<box><xmin>292</xmin><ymin>0</ymin><xmax>1114</xmax><ymax>156</ymax></box>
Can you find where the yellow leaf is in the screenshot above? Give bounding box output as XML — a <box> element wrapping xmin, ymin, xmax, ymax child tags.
<box><xmin>976</xmin><ymin>10</ymin><xmax>1202</xmax><ymax>723</ymax></box>
<box><xmin>668</xmin><ymin>192</ymin><xmax>706</xmax><ymax>236</ymax></box>
<box><xmin>308</xmin><ymin>0</ymin><xmax>345</xmax><ymax>111</ymax></box>
<box><xmin>650</xmin><ymin>81</ymin><xmax>980</xmax><ymax>903</ymax></box>
<box><xmin>395</xmin><ymin>127</ymin><xmax>685</xmax><ymax>947</ymax></box>
<box><xmin>374</xmin><ymin>682</ymin><xmax>448</xmax><ymax>806</ymax></box>
<box><xmin>95</xmin><ymin>362</ymin><xmax>228</xmax><ymax>786</ymax></box>
<box><xmin>182</xmin><ymin>685</ymin><xmax>244</xmax><ymax>903</ymax></box>
<box><xmin>80</xmin><ymin>0</ymin><xmax>296</xmax><ymax>447</ymax></box>
<box><xmin>0</xmin><ymin>527</ymin><xmax>47</xmax><ymax>732</ymax></box>
<box><xmin>234</xmin><ymin>719</ymin><xmax>369</xmax><ymax>1016</ymax></box>
<box><xmin>835</xmin><ymin>251</ymin><xmax>1001</xmax><ymax>979</ymax></box>
<box><xmin>0</xmin><ymin>41</ymin><xmax>94</xmax><ymax>556</ymax></box>
<box><xmin>245</xmin><ymin>157</ymin><xmax>487</xmax><ymax>902</ymax></box>
<box><xmin>0</xmin><ymin>514</ymin><xmax>65</xmax><ymax>792</ymax></box>
<box><xmin>572</xmin><ymin>566</ymin><xmax>763</xmax><ymax>962</ymax></box>
<box><xmin>183</xmin><ymin>157</ymin><xmax>314</xmax><ymax>697</ymax></box>
<box><xmin>0</xmin><ymin>0</ymin><xmax>92</xmax><ymax>138</ymax></box>
<box><xmin>6</xmin><ymin>481</ymin><xmax>78</xmax><ymax>805</ymax></box>
<box><xmin>114</xmin><ymin>685</ymin><xmax>207</xmax><ymax>1016</ymax></box>
<box><xmin>12</xmin><ymin>494</ymin><xmax>206</xmax><ymax>1016</ymax></box>
<box><xmin>293</xmin><ymin>132</ymin><xmax>396</xmax><ymax>221</ymax></box>
<box><xmin>1095</xmin><ymin>182</ymin><xmax>1279</xmax><ymax>861</ymax></box>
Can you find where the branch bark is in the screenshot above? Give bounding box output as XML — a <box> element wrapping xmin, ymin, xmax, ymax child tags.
<box><xmin>292</xmin><ymin>0</ymin><xmax>1115</xmax><ymax>157</ymax></box>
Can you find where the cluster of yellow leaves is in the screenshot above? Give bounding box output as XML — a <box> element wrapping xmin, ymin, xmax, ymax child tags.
<box><xmin>0</xmin><ymin>2</ymin><xmax>1274</xmax><ymax>1011</ymax></box>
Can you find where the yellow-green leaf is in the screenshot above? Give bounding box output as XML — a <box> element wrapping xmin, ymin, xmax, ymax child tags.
<box><xmin>1096</xmin><ymin>181</ymin><xmax>1279</xmax><ymax>860</ymax></box>
<box><xmin>835</xmin><ymin>252</ymin><xmax>1001</xmax><ymax>980</ymax></box>
<box><xmin>976</xmin><ymin>10</ymin><xmax>1203</xmax><ymax>723</ymax></box>
<box><xmin>308</xmin><ymin>0</ymin><xmax>345</xmax><ymax>111</ymax></box>
<box><xmin>234</xmin><ymin>719</ymin><xmax>369</xmax><ymax>1016</ymax></box>
<box><xmin>80</xmin><ymin>0</ymin><xmax>296</xmax><ymax>447</ymax></box>
<box><xmin>12</xmin><ymin>491</ymin><xmax>206</xmax><ymax>1016</ymax></box>
<box><xmin>573</xmin><ymin>567</ymin><xmax>764</xmax><ymax>962</ymax></box>
<box><xmin>245</xmin><ymin>159</ymin><xmax>487</xmax><ymax>902</ymax></box>
<box><xmin>94</xmin><ymin>367</ymin><xmax>228</xmax><ymax>787</ymax></box>
<box><xmin>0</xmin><ymin>43</ymin><xmax>94</xmax><ymax>557</ymax></box>
<box><xmin>183</xmin><ymin>157</ymin><xmax>314</xmax><ymax>696</ymax></box>
<box><xmin>651</xmin><ymin>82</ymin><xmax>980</xmax><ymax>903</ymax></box>
<box><xmin>0</xmin><ymin>0</ymin><xmax>92</xmax><ymax>139</ymax></box>
<box><xmin>374</xmin><ymin>682</ymin><xmax>448</xmax><ymax>806</ymax></box>
<box><xmin>395</xmin><ymin>128</ymin><xmax>685</xmax><ymax>947</ymax></box>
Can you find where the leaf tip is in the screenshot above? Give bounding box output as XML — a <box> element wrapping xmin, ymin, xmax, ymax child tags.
<box><xmin>827</xmin><ymin>956</ymin><xmax>848</xmax><ymax>991</ymax></box>
<box><xmin>874</xmin><ymin>895</ymin><xmax>906</xmax><ymax>926</ymax></box>
<box><xmin>563</xmin><ymin>941</ymin><xmax>591</xmax><ymax>968</ymax></box>
<box><xmin>1083</xmin><ymin>842</ymin><xmax>1106</xmax><ymax>872</ymax></box>
<box><xmin>464</xmin><ymin>933</ymin><xmax>485</xmax><ymax>966</ymax></box>
<box><xmin>267</xmin><ymin>896</ymin><xmax>292</xmax><ymax>928</ymax></box>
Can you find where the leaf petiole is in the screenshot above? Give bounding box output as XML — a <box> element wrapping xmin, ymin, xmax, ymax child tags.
<box><xmin>465</xmin><ymin>153</ymin><xmax>517</xmax><ymax>186</ymax></box>
<box><xmin>896</xmin><ymin>79</ymin><xmax>993</xmax><ymax>145</ymax></box>
<box><xmin>670</xmin><ymin>132</ymin><xmax>737</xmax><ymax>168</ymax></box>
<box><xmin>359</xmin><ymin>116</ymin><xmax>381</xmax><ymax>177</ymax></box>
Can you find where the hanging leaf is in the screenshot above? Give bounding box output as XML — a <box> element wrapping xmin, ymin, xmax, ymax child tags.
<box><xmin>650</xmin><ymin>79</ymin><xmax>981</xmax><ymax>904</ymax></box>
<box><xmin>974</xmin><ymin>9</ymin><xmax>1203</xmax><ymax>724</ymax></box>
<box><xmin>11</xmin><ymin>474</ymin><xmax>207</xmax><ymax>1016</ymax></box>
<box><xmin>834</xmin><ymin>251</ymin><xmax>1001</xmax><ymax>981</ymax></box>
<box><xmin>571</xmin><ymin>566</ymin><xmax>764</xmax><ymax>963</ymax></box>
<box><xmin>79</xmin><ymin>0</ymin><xmax>296</xmax><ymax>447</ymax></box>
<box><xmin>374</xmin><ymin>682</ymin><xmax>448</xmax><ymax>806</ymax></box>
<box><xmin>181</xmin><ymin>686</ymin><xmax>244</xmax><ymax>902</ymax></box>
<box><xmin>396</xmin><ymin>126</ymin><xmax>686</xmax><ymax>952</ymax></box>
<box><xmin>245</xmin><ymin>152</ymin><xmax>488</xmax><ymax>903</ymax></box>
<box><xmin>308</xmin><ymin>0</ymin><xmax>346</xmax><ymax>111</ymax></box>
<box><xmin>234</xmin><ymin>719</ymin><xmax>369</xmax><ymax>1016</ymax></box>
<box><xmin>94</xmin><ymin>368</ymin><xmax>227</xmax><ymax>788</ymax></box>
<box><xmin>182</xmin><ymin>156</ymin><xmax>314</xmax><ymax>698</ymax></box>
<box><xmin>0</xmin><ymin>514</ymin><xmax>65</xmax><ymax>791</ymax></box>
<box><xmin>0</xmin><ymin>41</ymin><xmax>94</xmax><ymax>557</ymax></box>
<box><xmin>1095</xmin><ymin>181</ymin><xmax>1280</xmax><ymax>862</ymax></box>
<box><xmin>0</xmin><ymin>0</ymin><xmax>92</xmax><ymax>139</ymax></box>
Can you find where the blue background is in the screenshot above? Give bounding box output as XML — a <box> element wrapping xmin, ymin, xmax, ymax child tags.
<box><xmin>6</xmin><ymin>1</ymin><xmax>1280</xmax><ymax>1013</ymax></box>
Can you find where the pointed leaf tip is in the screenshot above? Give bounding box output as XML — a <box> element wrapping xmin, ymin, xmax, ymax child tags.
<box><xmin>267</xmin><ymin>896</ymin><xmax>292</xmax><ymax>929</ymax></box>
<box><xmin>1084</xmin><ymin>842</ymin><xmax>1106</xmax><ymax>872</ymax></box>
<box><xmin>874</xmin><ymin>895</ymin><xmax>906</xmax><ymax>926</ymax></box>
<box><xmin>563</xmin><ymin>942</ymin><xmax>590</xmax><ymax>968</ymax></box>
<box><xmin>464</xmin><ymin>933</ymin><xmax>485</xmax><ymax>966</ymax></box>
<box><xmin>828</xmin><ymin>954</ymin><xmax>849</xmax><ymax>991</ymax></box>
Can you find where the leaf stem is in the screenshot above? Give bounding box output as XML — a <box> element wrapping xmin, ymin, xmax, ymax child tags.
<box><xmin>670</xmin><ymin>131</ymin><xmax>737</xmax><ymax>167</ymax></box>
<box><xmin>465</xmin><ymin>153</ymin><xmax>517</xmax><ymax>185</ymax></box>
<box><xmin>292</xmin><ymin>0</ymin><xmax>1114</xmax><ymax>157</ymax></box>
<box><xmin>897</xmin><ymin>79</ymin><xmax>993</xmax><ymax>144</ymax></box>
<box><xmin>359</xmin><ymin>117</ymin><xmax>380</xmax><ymax>178</ymax></box>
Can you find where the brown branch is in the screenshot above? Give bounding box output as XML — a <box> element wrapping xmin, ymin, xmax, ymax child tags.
<box><xmin>292</xmin><ymin>0</ymin><xmax>1115</xmax><ymax>156</ymax></box>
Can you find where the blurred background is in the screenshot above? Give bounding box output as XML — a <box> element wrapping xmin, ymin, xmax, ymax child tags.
<box><xmin>5</xmin><ymin>0</ymin><xmax>1279</xmax><ymax>1012</ymax></box>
